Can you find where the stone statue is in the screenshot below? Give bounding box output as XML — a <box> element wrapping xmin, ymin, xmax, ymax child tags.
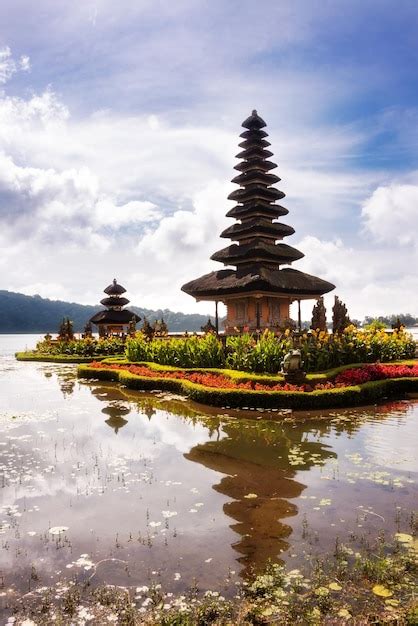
<box><xmin>281</xmin><ymin>349</ymin><xmax>306</xmax><ymax>384</ymax></box>
<box><xmin>332</xmin><ymin>296</ymin><xmax>351</xmax><ymax>334</ymax></box>
<box><xmin>311</xmin><ymin>296</ymin><xmax>327</xmax><ymax>332</ymax></box>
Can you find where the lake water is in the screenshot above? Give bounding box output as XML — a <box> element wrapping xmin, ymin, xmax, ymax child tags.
<box><xmin>0</xmin><ymin>334</ymin><xmax>417</xmax><ymax>616</ymax></box>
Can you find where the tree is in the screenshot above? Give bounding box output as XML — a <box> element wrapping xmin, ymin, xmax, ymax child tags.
<box><xmin>332</xmin><ymin>296</ymin><xmax>350</xmax><ymax>334</ymax></box>
<box><xmin>311</xmin><ymin>297</ymin><xmax>327</xmax><ymax>332</ymax></box>
<box><xmin>365</xmin><ymin>318</ymin><xmax>386</xmax><ymax>331</ymax></box>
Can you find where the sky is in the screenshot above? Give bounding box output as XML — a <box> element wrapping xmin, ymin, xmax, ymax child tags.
<box><xmin>0</xmin><ymin>0</ymin><xmax>418</xmax><ymax>321</ymax></box>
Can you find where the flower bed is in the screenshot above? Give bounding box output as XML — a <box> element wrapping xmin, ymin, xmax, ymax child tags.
<box><xmin>87</xmin><ymin>361</ymin><xmax>418</xmax><ymax>392</ymax></box>
<box><xmin>78</xmin><ymin>360</ymin><xmax>418</xmax><ymax>410</ymax></box>
<box><xmin>88</xmin><ymin>361</ymin><xmax>304</xmax><ymax>391</ymax></box>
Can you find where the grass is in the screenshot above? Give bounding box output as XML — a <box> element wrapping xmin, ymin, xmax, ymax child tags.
<box><xmin>7</xmin><ymin>529</ymin><xmax>418</xmax><ymax>625</ymax></box>
<box><xmin>15</xmin><ymin>352</ymin><xmax>110</xmax><ymax>364</ymax></box>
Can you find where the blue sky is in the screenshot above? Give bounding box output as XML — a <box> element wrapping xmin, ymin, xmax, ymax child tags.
<box><xmin>0</xmin><ymin>0</ymin><xmax>417</xmax><ymax>319</ymax></box>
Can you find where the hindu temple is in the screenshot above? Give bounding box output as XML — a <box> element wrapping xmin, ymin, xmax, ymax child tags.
<box><xmin>90</xmin><ymin>279</ymin><xmax>141</xmax><ymax>336</ymax></box>
<box><xmin>182</xmin><ymin>110</ymin><xmax>335</xmax><ymax>333</ymax></box>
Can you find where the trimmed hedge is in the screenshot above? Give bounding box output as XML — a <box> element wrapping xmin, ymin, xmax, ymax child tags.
<box><xmin>15</xmin><ymin>352</ymin><xmax>110</xmax><ymax>364</ymax></box>
<box><xmin>77</xmin><ymin>363</ymin><xmax>418</xmax><ymax>410</ymax></box>
<box><xmin>79</xmin><ymin>358</ymin><xmax>418</xmax><ymax>384</ymax></box>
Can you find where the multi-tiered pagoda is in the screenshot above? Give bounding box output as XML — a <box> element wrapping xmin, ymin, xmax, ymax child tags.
<box><xmin>90</xmin><ymin>279</ymin><xmax>141</xmax><ymax>336</ymax></box>
<box><xmin>182</xmin><ymin>110</ymin><xmax>335</xmax><ymax>333</ymax></box>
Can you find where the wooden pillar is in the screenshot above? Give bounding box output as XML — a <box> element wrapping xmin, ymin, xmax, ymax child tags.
<box><xmin>215</xmin><ymin>301</ymin><xmax>219</xmax><ymax>335</ymax></box>
<box><xmin>297</xmin><ymin>299</ymin><xmax>302</xmax><ymax>331</ymax></box>
<box><xmin>256</xmin><ymin>300</ymin><xmax>261</xmax><ymax>331</ymax></box>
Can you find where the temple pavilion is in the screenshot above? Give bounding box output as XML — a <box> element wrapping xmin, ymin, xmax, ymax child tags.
<box><xmin>90</xmin><ymin>279</ymin><xmax>141</xmax><ymax>336</ymax></box>
<box><xmin>182</xmin><ymin>110</ymin><xmax>335</xmax><ymax>333</ymax></box>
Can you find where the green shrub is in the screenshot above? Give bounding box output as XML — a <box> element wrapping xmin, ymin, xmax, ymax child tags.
<box><xmin>34</xmin><ymin>336</ymin><xmax>125</xmax><ymax>357</ymax></box>
<box><xmin>125</xmin><ymin>333</ymin><xmax>224</xmax><ymax>368</ymax></box>
<box><xmin>124</xmin><ymin>327</ymin><xmax>416</xmax><ymax>373</ymax></box>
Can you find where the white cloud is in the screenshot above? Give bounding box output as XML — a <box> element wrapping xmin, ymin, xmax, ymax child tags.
<box><xmin>0</xmin><ymin>40</ymin><xmax>416</xmax><ymax>319</ymax></box>
<box><xmin>0</xmin><ymin>46</ymin><xmax>30</xmax><ymax>84</ymax></box>
<box><xmin>94</xmin><ymin>199</ymin><xmax>161</xmax><ymax>228</ymax></box>
<box><xmin>362</xmin><ymin>182</ymin><xmax>418</xmax><ymax>246</ymax></box>
<box><xmin>294</xmin><ymin>234</ymin><xmax>418</xmax><ymax>320</ymax></box>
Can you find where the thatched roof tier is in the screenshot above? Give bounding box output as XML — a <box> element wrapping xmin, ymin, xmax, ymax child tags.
<box><xmin>228</xmin><ymin>186</ymin><xmax>285</xmax><ymax>203</ymax></box>
<box><xmin>211</xmin><ymin>240</ymin><xmax>304</xmax><ymax>266</ymax></box>
<box><xmin>238</xmin><ymin>137</ymin><xmax>271</xmax><ymax>149</ymax></box>
<box><xmin>104</xmin><ymin>279</ymin><xmax>127</xmax><ymax>295</ymax></box>
<box><xmin>239</xmin><ymin>128</ymin><xmax>268</xmax><ymax>140</ymax></box>
<box><xmin>234</xmin><ymin>158</ymin><xmax>277</xmax><ymax>172</ymax></box>
<box><xmin>235</xmin><ymin>144</ymin><xmax>273</xmax><ymax>159</ymax></box>
<box><xmin>231</xmin><ymin>170</ymin><xmax>280</xmax><ymax>186</ymax></box>
<box><xmin>220</xmin><ymin>220</ymin><xmax>295</xmax><ymax>241</ymax></box>
<box><xmin>90</xmin><ymin>309</ymin><xmax>141</xmax><ymax>324</ymax></box>
<box><xmin>226</xmin><ymin>202</ymin><xmax>289</xmax><ymax>220</ymax></box>
<box><xmin>100</xmin><ymin>296</ymin><xmax>130</xmax><ymax>308</ymax></box>
<box><xmin>182</xmin><ymin>267</ymin><xmax>335</xmax><ymax>299</ymax></box>
<box><xmin>242</xmin><ymin>110</ymin><xmax>266</xmax><ymax>129</ymax></box>
<box><xmin>235</xmin><ymin>146</ymin><xmax>274</xmax><ymax>160</ymax></box>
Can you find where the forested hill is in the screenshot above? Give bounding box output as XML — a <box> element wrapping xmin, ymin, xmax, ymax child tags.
<box><xmin>0</xmin><ymin>290</ymin><xmax>213</xmax><ymax>333</ymax></box>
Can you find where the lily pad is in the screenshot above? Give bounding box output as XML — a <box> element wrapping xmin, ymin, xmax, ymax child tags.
<box><xmin>394</xmin><ymin>532</ymin><xmax>413</xmax><ymax>543</ymax></box>
<box><xmin>49</xmin><ymin>526</ymin><xmax>69</xmax><ymax>536</ymax></box>
<box><xmin>372</xmin><ymin>584</ymin><xmax>393</xmax><ymax>598</ymax></box>
<box><xmin>328</xmin><ymin>582</ymin><xmax>342</xmax><ymax>591</ymax></box>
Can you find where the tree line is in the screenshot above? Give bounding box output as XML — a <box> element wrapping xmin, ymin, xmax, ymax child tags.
<box><xmin>0</xmin><ymin>290</ymin><xmax>213</xmax><ymax>333</ymax></box>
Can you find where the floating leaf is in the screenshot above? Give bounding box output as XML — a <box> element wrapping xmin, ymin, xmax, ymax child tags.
<box><xmin>328</xmin><ymin>582</ymin><xmax>342</xmax><ymax>591</ymax></box>
<box><xmin>394</xmin><ymin>532</ymin><xmax>413</xmax><ymax>543</ymax></box>
<box><xmin>372</xmin><ymin>584</ymin><xmax>392</xmax><ymax>598</ymax></box>
<box><xmin>314</xmin><ymin>586</ymin><xmax>329</xmax><ymax>596</ymax></box>
<box><xmin>338</xmin><ymin>608</ymin><xmax>351</xmax><ymax>618</ymax></box>
<box><xmin>49</xmin><ymin>526</ymin><xmax>69</xmax><ymax>535</ymax></box>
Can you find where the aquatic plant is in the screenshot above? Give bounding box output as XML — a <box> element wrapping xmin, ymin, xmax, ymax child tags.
<box><xmin>7</xmin><ymin>531</ymin><xmax>418</xmax><ymax>625</ymax></box>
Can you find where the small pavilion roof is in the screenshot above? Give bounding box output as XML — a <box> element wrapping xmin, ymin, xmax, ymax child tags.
<box><xmin>90</xmin><ymin>309</ymin><xmax>141</xmax><ymax>325</ymax></box>
<box><xmin>100</xmin><ymin>296</ymin><xmax>130</xmax><ymax>307</ymax></box>
<box><xmin>104</xmin><ymin>279</ymin><xmax>127</xmax><ymax>295</ymax></box>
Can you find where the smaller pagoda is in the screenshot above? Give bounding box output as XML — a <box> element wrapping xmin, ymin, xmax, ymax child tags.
<box><xmin>90</xmin><ymin>279</ymin><xmax>141</xmax><ymax>337</ymax></box>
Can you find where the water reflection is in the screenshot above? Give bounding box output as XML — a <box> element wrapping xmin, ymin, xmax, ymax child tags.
<box><xmin>88</xmin><ymin>381</ymin><xmax>339</xmax><ymax>574</ymax></box>
<box><xmin>184</xmin><ymin>421</ymin><xmax>336</xmax><ymax>573</ymax></box>
<box><xmin>1</xmin><ymin>353</ymin><xmax>417</xmax><ymax>605</ymax></box>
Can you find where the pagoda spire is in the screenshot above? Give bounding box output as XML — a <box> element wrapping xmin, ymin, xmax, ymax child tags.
<box><xmin>213</xmin><ymin>110</ymin><xmax>303</xmax><ymax>270</ymax></box>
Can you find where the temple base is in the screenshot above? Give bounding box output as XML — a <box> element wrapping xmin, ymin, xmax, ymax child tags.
<box><xmin>223</xmin><ymin>295</ymin><xmax>291</xmax><ymax>334</ymax></box>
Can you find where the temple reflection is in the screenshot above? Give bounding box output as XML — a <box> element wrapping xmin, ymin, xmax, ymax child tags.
<box><xmin>79</xmin><ymin>378</ymin><xmax>415</xmax><ymax>575</ymax></box>
<box><xmin>102</xmin><ymin>405</ymin><xmax>130</xmax><ymax>433</ymax></box>
<box><xmin>185</xmin><ymin>420</ymin><xmax>336</xmax><ymax>574</ymax></box>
